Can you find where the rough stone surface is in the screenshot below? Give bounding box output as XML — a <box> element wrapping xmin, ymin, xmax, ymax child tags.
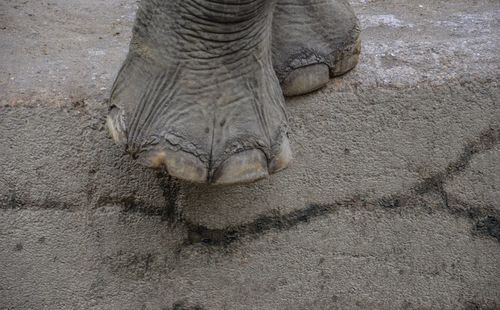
<box><xmin>1</xmin><ymin>0</ymin><xmax>499</xmax><ymax>309</ymax></box>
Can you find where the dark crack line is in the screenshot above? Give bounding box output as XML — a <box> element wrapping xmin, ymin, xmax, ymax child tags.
<box><xmin>1</xmin><ymin>126</ymin><xmax>498</xmax><ymax>246</ymax></box>
<box><xmin>183</xmin><ymin>126</ymin><xmax>500</xmax><ymax>247</ymax></box>
<box><xmin>157</xmin><ymin>171</ymin><xmax>182</xmax><ymax>222</ymax></box>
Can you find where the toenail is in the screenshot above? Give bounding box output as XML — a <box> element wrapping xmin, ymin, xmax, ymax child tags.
<box><xmin>282</xmin><ymin>63</ymin><xmax>329</xmax><ymax>97</ymax></box>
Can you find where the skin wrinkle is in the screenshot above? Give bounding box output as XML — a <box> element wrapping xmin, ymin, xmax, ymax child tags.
<box><xmin>176</xmin><ymin>3</ymin><xmax>268</xmax><ymax>66</ymax></box>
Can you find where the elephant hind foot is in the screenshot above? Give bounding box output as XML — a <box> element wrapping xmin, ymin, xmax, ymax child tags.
<box><xmin>273</xmin><ymin>0</ymin><xmax>361</xmax><ymax>96</ymax></box>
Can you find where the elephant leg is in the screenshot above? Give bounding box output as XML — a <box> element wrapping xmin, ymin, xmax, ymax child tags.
<box><xmin>272</xmin><ymin>0</ymin><xmax>361</xmax><ymax>96</ymax></box>
<box><xmin>107</xmin><ymin>0</ymin><xmax>291</xmax><ymax>185</ymax></box>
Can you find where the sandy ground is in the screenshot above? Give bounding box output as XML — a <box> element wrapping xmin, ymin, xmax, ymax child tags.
<box><xmin>0</xmin><ymin>0</ymin><xmax>499</xmax><ymax>309</ymax></box>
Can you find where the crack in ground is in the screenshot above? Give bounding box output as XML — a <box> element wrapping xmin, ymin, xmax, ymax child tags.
<box><xmin>183</xmin><ymin>126</ymin><xmax>500</xmax><ymax>247</ymax></box>
<box><xmin>157</xmin><ymin>171</ymin><xmax>182</xmax><ymax>222</ymax></box>
<box><xmin>1</xmin><ymin>126</ymin><xmax>498</xmax><ymax>246</ymax></box>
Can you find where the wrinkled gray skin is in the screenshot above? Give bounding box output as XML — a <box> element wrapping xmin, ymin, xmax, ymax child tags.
<box><xmin>107</xmin><ymin>0</ymin><xmax>360</xmax><ymax>185</ymax></box>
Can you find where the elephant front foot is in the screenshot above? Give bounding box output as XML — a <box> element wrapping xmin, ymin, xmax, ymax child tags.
<box><xmin>107</xmin><ymin>0</ymin><xmax>291</xmax><ymax>185</ymax></box>
<box><xmin>273</xmin><ymin>0</ymin><xmax>361</xmax><ymax>96</ymax></box>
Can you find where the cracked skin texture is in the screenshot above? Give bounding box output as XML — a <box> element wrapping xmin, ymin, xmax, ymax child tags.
<box><xmin>107</xmin><ymin>0</ymin><xmax>360</xmax><ymax>184</ymax></box>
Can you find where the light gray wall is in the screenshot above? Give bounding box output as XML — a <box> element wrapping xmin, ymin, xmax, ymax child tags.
<box><xmin>1</xmin><ymin>0</ymin><xmax>499</xmax><ymax>309</ymax></box>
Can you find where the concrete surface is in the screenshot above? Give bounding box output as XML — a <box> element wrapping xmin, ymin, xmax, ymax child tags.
<box><xmin>1</xmin><ymin>0</ymin><xmax>499</xmax><ymax>309</ymax></box>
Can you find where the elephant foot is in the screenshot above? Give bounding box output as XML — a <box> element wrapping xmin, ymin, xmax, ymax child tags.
<box><xmin>107</xmin><ymin>0</ymin><xmax>291</xmax><ymax>185</ymax></box>
<box><xmin>272</xmin><ymin>0</ymin><xmax>361</xmax><ymax>96</ymax></box>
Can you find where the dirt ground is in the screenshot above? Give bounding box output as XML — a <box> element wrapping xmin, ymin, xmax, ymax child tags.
<box><xmin>0</xmin><ymin>0</ymin><xmax>499</xmax><ymax>309</ymax></box>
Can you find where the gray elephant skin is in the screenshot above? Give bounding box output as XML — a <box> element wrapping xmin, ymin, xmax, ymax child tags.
<box><xmin>106</xmin><ymin>0</ymin><xmax>361</xmax><ymax>185</ymax></box>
